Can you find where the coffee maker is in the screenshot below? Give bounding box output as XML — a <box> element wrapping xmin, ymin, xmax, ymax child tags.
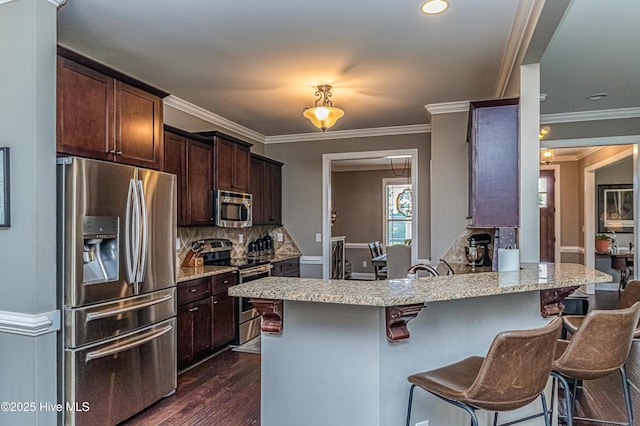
<box><xmin>467</xmin><ymin>233</ymin><xmax>492</xmax><ymax>267</ymax></box>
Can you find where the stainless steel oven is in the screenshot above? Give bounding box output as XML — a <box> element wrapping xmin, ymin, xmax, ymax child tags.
<box><xmin>237</xmin><ymin>263</ymin><xmax>271</xmax><ymax>344</ymax></box>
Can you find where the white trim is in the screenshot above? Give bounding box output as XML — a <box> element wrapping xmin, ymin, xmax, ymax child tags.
<box><xmin>560</xmin><ymin>246</ymin><xmax>585</xmax><ymax>254</ymax></box>
<box><xmin>494</xmin><ymin>0</ymin><xmax>543</xmax><ymax>98</ymax></box>
<box><xmin>382</xmin><ymin>177</ymin><xmax>412</xmax><ymax>248</ymax></box>
<box><xmin>48</xmin><ymin>0</ymin><xmax>67</xmax><ymax>6</ymax></box>
<box><xmin>163</xmin><ymin>95</ymin><xmax>266</xmax><ymax>144</ymax></box>
<box><xmin>425</xmin><ymin>101</ymin><xmax>470</xmax><ymax>116</ymax></box>
<box><xmin>542</xmin><ymin>136</ymin><xmax>640</xmax><ymax>149</ymax></box>
<box><xmin>322</xmin><ymin>149</ymin><xmax>419</xmax><ymax>279</ymax></box>
<box><xmin>541</xmin><ymin>107</ymin><xmax>640</xmax><ymax>124</ymax></box>
<box><xmin>0</xmin><ymin>310</ymin><xmax>60</xmax><ymax>337</ymax></box>
<box><xmin>540</xmin><ymin>164</ymin><xmax>561</xmax><ymax>263</ymax></box>
<box><xmin>350</xmin><ymin>272</ymin><xmax>375</xmax><ymax>281</ymax></box>
<box><xmin>583</xmin><ymin>147</ymin><xmax>634</xmax><ymax>294</ymax></box>
<box><xmin>265</xmin><ymin>125</ymin><xmax>430</xmax><ymax>144</ymax></box>
<box><xmin>299</xmin><ymin>256</ymin><xmax>323</xmax><ymax>265</ymax></box>
<box><xmin>344</xmin><ymin>242</ymin><xmax>371</xmax><ymax>249</ymax></box>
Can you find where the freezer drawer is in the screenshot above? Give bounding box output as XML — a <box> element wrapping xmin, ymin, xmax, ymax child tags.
<box><xmin>65</xmin><ymin>287</ymin><xmax>176</xmax><ymax>348</ymax></box>
<box><xmin>64</xmin><ymin>318</ymin><xmax>176</xmax><ymax>426</ymax></box>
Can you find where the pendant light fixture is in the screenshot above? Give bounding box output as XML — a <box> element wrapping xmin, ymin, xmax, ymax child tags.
<box><xmin>540</xmin><ymin>148</ymin><xmax>554</xmax><ymax>164</ymax></box>
<box><xmin>303</xmin><ymin>85</ymin><xmax>344</xmax><ymax>131</ymax></box>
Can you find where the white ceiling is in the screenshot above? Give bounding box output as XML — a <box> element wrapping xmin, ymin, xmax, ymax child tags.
<box><xmin>56</xmin><ymin>0</ymin><xmax>640</xmax><ymax>139</ymax></box>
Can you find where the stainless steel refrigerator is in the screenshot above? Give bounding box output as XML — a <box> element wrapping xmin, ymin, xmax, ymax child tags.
<box><xmin>57</xmin><ymin>157</ymin><xmax>177</xmax><ymax>425</ymax></box>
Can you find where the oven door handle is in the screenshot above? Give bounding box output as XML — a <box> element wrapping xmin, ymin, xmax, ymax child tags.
<box><xmin>239</xmin><ymin>267</ymin><xmax>271</xmax><ymax>281</ymax></box>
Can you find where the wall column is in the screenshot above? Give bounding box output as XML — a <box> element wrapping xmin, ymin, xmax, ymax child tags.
<box><xmin>0</xmin><ymin>0</ymin><xmax>60</xmax><ymax>424</ymax></box>
<box><xmin>519</xmin><ymin>63</ymin><xmax>541</xmax><ymax>262</ymax></box>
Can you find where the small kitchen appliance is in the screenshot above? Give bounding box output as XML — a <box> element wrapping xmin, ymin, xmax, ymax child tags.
<box><xmin>466</xmin><ymin>233</ymin><xmax>492</xmax><ymax>267</ymax></box>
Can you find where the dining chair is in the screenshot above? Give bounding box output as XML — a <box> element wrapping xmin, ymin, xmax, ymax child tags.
<box><xmin>368</xmin><ymin>241</ymin><xmax>387</xmax><ymax>280</ymax></box>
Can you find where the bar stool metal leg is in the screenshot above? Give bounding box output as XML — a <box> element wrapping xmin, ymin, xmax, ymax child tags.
<box><xmin>621</xmin><ymin>365</ymin><xmax>634</xmax><ymax>426</ymax></box>
<box><xmin>406</xmin><ymin>384</ymin><xmax>416</xmax><ymax>426</ymax></box>
<box><xmin>551</xmin><ymin>372</ymin><xmax>573</xmax><ymax>426</ymax></box>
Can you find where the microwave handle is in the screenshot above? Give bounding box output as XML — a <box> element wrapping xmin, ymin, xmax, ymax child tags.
<box><xmin>210</xmin><ymin>189</ymin><xmax>215</xmax><ymax>222</ymax></box>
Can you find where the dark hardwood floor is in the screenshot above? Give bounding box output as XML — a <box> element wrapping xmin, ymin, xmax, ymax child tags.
<box><xmin>121</xmin><ymin>350</ymin><xmax>260</xmax><ymax>426</ymax></box>
<box><xmin>121</xmin><ymin>290</ymin><xmax>640</xmax><ymax>425</ymax></box>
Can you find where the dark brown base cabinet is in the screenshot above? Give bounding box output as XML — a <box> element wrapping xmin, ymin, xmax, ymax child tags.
<box><xmin>467</xmin><ymin>98</ymin><xmax>519</xmax><ymax>227</ymax></box>
<box><xmin>164</xmin><ymin>127</ymin><xmax>214</xmax><ymax>226</ymax></box>
<box><xmin>271</xmin><ymin>258</ymin><xmax>300</xmax><ymax>277</ymax></box>
<box><xmin>177</xmin><ymin>273</ymin><xmax>237</xmax><ymax>370</ymax></box>
<box><xmin>56</xmin><ymin>47</ymin><xmax>167</xmax><ymax>170</ymax></box>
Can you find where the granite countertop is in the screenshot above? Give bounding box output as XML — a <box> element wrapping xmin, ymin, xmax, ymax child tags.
<box><xmin>228</xmin><ymin>263</ymin><xmax>612</xmax><ymax>307</ymax></box>
<box><xmin>177</xmin><ymin>265</ymin><xmax>238</xmax><ymax>283</ymax></box>
<box><xmin>177</xmin><ymin>253</ymin><xmax>302</xmax><ymax>283</ymax></box>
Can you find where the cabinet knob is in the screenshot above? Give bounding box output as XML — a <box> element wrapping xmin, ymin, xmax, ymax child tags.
<box><xmin>190</xmin><ymin>288</ymin><xmax>197</xmax><ymax>293</ymax></box>
<box><xmin>223</xmin><ymin>280</ymin><xmax>229</xmax><ymax>284</ymax></box>
<box><xmin>188</xmin><ymin>306</ymin><xmax>199</xmax><ymax>312</ymax></box>
<box><xmin>213</xmin><ymin>300</ymin><xmax>218</xmax><ymax>305</ymax></box>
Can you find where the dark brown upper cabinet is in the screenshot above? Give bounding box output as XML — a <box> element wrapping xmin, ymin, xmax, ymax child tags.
<box><xmin>467</xmin><ymin>98</ymin><xmax>519</xmax><ymax>227</ymax></box>
<box><xmin>56</xmin><ymin>46</ymin><xmax>168</xmax><ymax>170</ymax></box>
<box><xmin>164</xmin><ymin>126</ymin><xmax>214</xmax><ymax>226</ymax></box>
<box><xmin>250</xmin><ymin>154</ymin><xmax>283</xmax><ymax>226</ymax></box>
<box><xmin>197</xmin><ymin>131</ymin><xmax>252</xmax><ymax>193</ymax></box>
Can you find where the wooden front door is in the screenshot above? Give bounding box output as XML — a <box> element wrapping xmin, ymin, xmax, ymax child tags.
<box><xmin>539</xmin><ymin>169</ymin><xmax>556</xmax><ymax>262</ymax></box>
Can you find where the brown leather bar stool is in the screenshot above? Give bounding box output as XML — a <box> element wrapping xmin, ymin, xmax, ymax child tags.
<box><xmin>552</xmin><ymin>302</ymin><xmax>640</xmax><ymax>426</ymax></box>
<box><xmin>405</xmin><ymin>317</ymin><xmax>562</xmax><ymax>426</ymax></box>
<box><xmin>563</xmin><ymin>279</ymin><xmax>640</xmax><ymax>339</ymax></box>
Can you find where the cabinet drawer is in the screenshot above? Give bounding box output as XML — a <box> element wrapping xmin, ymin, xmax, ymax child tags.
<box><xmin>211</xmin><ymin>272</ymin><xmax>237</xmax><ymax>295</ymax></box>
<box><xmin>177</xmin><ymin>277</ymin><xmax>211</xmax><ymax>305</ymax></box>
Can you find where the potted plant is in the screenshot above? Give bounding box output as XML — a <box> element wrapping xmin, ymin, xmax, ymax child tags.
<box><xmin>595</xmin><ymin>233</ymin><xmax>611</xmax><ymax>253</ymax></box>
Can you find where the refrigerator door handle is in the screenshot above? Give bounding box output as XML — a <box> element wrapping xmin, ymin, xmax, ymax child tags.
<box><xmin>136</xmin><ymin>179</ymin><xmax>148</xmax><ymax>286</ymax></box>
<box><xmin>125</xmin><ymin>179</ymin><xmax>138</xmax><ymax>285</ymax></box>
<box><xmin>84</xmin><ymin>324</ymin><xmax>173</xmax><ymax>363</ymax></box>
<box><xmin>85</xmin><ymin>293</ymin><xmax>173</xmax><ymax>322</ymax></box>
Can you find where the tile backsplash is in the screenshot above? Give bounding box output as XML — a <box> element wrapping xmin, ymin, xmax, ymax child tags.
<box><xmin>177</xmin><ymin>225</ymin><xmax>301</xmax><ymax>263</ymax></box>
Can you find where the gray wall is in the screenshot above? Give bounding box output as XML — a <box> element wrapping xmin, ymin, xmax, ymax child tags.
<box><xmin>332</xmin><ymin>169</ymin><xmax>411</xmax><ymax>274</ymax></box>
<box><xmin>265</xmin><ymin>133</ymin><xmax>430</xmax><ymax>277</ymax></box>
<box><xmin>0</xmin><ymin>1</ymin><xmax>58</xmax><ymax>424</ymax></box>
<box><xmin>429</xmin><ymin>111</ymin><xmax>470</xmax><ymax>261</ymax></box>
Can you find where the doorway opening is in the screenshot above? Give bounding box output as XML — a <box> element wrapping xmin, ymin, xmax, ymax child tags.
<box><xmin>322</xmin><ymin>149</ymin><xmax>418</xmax><ymax>279</ymax></box>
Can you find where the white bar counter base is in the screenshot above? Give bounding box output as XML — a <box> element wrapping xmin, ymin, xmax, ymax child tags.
<box><xmin>229</xmin><ymin>263</ymin><xmax>611</xmax><ymax>426</ymax></box>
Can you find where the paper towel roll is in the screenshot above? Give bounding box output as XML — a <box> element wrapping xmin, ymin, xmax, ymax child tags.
<box><xmin>498</xmin><ymin>248</ymin><xmax>520</xmax><ymax>272</ymax></box>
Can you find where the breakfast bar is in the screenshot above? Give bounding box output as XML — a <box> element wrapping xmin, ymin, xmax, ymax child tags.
<box><xmin>229</xmin><ymin>263</ymin><xmax>611</xmax><ymax>426</ymax></box>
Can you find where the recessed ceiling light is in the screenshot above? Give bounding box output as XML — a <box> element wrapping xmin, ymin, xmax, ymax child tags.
<box><xmin>588</xmin><ymin>93</ymin><xmax>608</xmax><ymax>101</ymax></box>
<box><xmin>421</xmin><ymin>0</ymin><xmax>449</xmax><ymax>15</ymax></box>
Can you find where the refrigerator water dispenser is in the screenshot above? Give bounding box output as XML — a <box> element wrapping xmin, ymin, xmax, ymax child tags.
<box><xmin>82</xmin><ymin>216</ymin><xmax>119</xmax><ymax>284</ymax></box>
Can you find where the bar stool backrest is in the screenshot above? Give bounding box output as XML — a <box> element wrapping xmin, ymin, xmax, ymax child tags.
<box><xmin>463</xmin><ymin>317</ymin><xmax>562</xmax><ymax>411</ymax></box>
<box><xmin>618</xmin><ymin>280</ymin><xmax>640</xmax><ymax>309</ymax></box>
<box><xmin>555</xmin><ymin>302</ymin><xmax>640</xmax><ymax>380</ymax></box>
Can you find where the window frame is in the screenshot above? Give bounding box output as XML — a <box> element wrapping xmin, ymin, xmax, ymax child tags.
<box><xmin>382</xmin><ymin>177</ymin><xmax>412</xmax><ymax>248</ymax></box>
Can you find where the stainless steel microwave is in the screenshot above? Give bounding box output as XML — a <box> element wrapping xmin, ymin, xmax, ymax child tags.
<box><xmin>214</xmin><ymin>190</ymin><xmax>252</xmax><ymax>228</ymax></box>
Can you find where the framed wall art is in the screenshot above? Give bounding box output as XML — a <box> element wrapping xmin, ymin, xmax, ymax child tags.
<box><xmin>598</xmin><ymin>183</ymin><xmax>633</xmax><ymax>233</ymax></box>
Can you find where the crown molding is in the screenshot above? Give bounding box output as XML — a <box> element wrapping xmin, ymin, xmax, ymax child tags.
<box><xmin>494</xmin><ymin>0</ymin><xmax>544</xmax><ymax>97</ymax></box>
<box><xmin>48</xmin><ymin>0</ymin><xmax>67</xmax><ymax>6</ymax></box>
<box><xmin>163</xmin><ymin>95</ymin><xmax>266</xmax><ymax>144</ymax></box>
<box><xmin>541</xmin><ymin>107</ymin><xmax>640</xmax><ymax>124</ymax></box>
<box><xmin>425</xmin><ymin>101</ymin><xmax>470</xmax><ymax>116</ymax></box>
<box><xmin>541</xmin><ymin>135</ymin><xmax>640</xmax><ymax>149</ymax></box>
<box><xmin>264</xmin><ymin>124</ymin><xmax>429</xmax><ymax>144</ymax></box>
<box><xmin>0</xmin><ymin>310</ymin><xmax>60</xmax><ymax>337</ymax></box>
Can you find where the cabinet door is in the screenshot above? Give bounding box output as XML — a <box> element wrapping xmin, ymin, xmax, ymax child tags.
<box><xmin>191</xmin><ymin>298</ymin><xmax>213</xmax><ymax>356</ymax></box>
<box><xmin>177</xmin><ymin>304</ymin><xmax>194</xmax><ymax>366</ymax></box>
<box><xmin>267</xmin><ymin>162</ymin><xmax>282</xmax><ymax>225</ymax></box>
<box><xmin>215</xmin><ymin>138</ymin><xmax>235</xmax><ymax>191</ymax></box>
<box><xmin>468</xmin><ymin>100</ymin><xmax>519</xmax><ymax>227</ymax></box>
<box><xmin>115</xmin><ymin>81</ymin><xmax>164</xmax><ymax>170</ymax></box>
<box><xmin>250</xmin><ymin>157</ymin><xmax>265</xmax><ymax>225</ymax></box>
<box><xmin>233</xmin><ymin>144</ymin><xmax>251</xmax><ymax>192</ymax></box>
<box><xmin>186</xmin><ymin>139</ymin><xmax>214</xmax><ymax>225</ymax></box>
<box><xmin>57</xmin><ymin>57</ymin><xmax>114</xmax><ymax>161</ymax></box>
<box><xmin>164</xmin><ymin>131</ymin><xmax>187</xmax><ymax>225</ymax></box>
<box><xmin>212</xmin><ymin>294</ymin><xmax>236</xmax><ymax>348</ymax></box>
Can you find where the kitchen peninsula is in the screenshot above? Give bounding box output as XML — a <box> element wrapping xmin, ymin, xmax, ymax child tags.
<box><xmin>229</xmin><ymin>263</ymin><xmax>611</xmax><ymax>426</ymax></box>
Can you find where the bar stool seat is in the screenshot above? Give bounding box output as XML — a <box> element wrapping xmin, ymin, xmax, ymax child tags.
<box><xmin>405</xmin><ymin>317</ymin><xmax>562</xmax><ymax>426</ymax></box>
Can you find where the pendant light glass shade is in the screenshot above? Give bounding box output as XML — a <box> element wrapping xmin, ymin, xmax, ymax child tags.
<box><xmin>303</xmin><ymin>85</ymin><xmax>344</xmax><ymax>131</ymax></box>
